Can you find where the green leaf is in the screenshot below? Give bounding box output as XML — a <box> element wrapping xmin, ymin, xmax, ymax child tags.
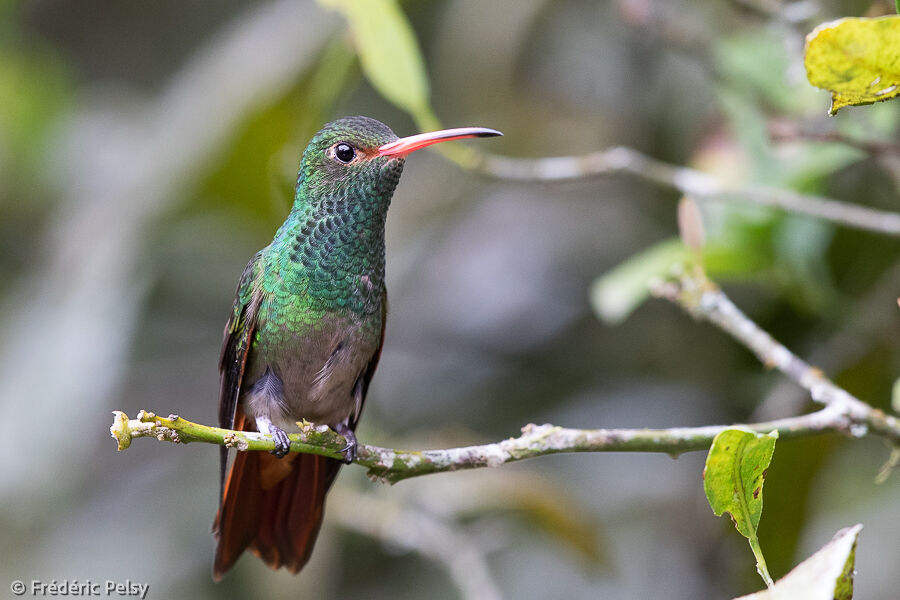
<box><xmin>319</xmin><ymin>0</ymin><xmax>432</xmax><ymax>121</ymax></box>
<box><xmin>733</xmin><ymin>524</ymin><xmax>862</xmax><ymax>600</ymax></box>
<box><xmin>704</xmin><ymin>428</ymin><xmax>777</xmax><ymax>537</ymax></box>
<box><xmin>704</xmin><ymin>429</ymin><xmax>778</xmax><ymax>586</ymax></box>
<box><xmin>804</xmin><ymin>16</ymin><xmax>900</xmax><ymax>115</ymax></box>
<box><xmin>590</xmin><ymin>239</ymin><xmax>690</xmax><ymax>325</ymax></box>
<box><xmin>590</xmin><ymin>236</ymin><xmax>771</xmax><ymax>325</ymax></box>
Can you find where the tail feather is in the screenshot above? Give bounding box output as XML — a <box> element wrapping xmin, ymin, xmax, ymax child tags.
<box><xmin>213</xmin><ymin>429</ymin><xmax>342</xmax><ymax>579</ymax></box>
<box><xmin>213</xmin><ymin>449</ymin><xmax>263</xmax><ymax>579</ymax></box>
<box><xmin>260</xmin><ymin>452</ymin><xmax>339</xmax><ymax>572</ymax></box>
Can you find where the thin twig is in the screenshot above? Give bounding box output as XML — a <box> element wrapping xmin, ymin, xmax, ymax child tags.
<box><xmin>112</xmin><ymin>406</ymin><xmax>862</xmax><ymax>484</ymax></box>
<box><xmin>473</xmin><ymin>148</ymin><xmax>900</xmax><ymax>237</ymax></box>
<box><xmin>769</xmin><ymin>120</ymin><xmax>900</xmax><ymax>156</ymax></box>
<box><xmin>651</xmin><ymin>267</ymin><xmax>900</xmax><ymax>444</ymax></box>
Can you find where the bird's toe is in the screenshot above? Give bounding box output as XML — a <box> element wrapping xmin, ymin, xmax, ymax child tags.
<box><xmin>334</xmin><ymin>424</ymin><xmax>357</xmax><ymax>464</ymax></box>
<box><xmin>270</xmin><ymin>427</ymin><xmax>291</xmax><ymax>458</ymax></box>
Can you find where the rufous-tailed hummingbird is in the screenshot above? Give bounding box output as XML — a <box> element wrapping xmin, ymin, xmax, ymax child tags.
<box><xmin>213</xmin><ymin>116</ymin><xmax>501</xmax><ymax>578</ymax></box>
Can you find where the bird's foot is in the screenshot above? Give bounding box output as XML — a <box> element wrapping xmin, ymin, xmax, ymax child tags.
<box><xmin>269</xmin><ymin>426</ymin><xmax>291</xmax><ymax>458</ymax></box>
<box><xmin>254</xmin><ymin>415</ymin><xmax>291</xmax><ymax>458</ymax></box>
<box><xmin>334</xmin><ymin>423</ymin><xmax>357</xmax><ymax>464</ymax></box>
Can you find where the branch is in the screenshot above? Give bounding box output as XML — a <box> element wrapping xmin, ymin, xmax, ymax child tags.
<box><xmin>111</xmin><ymin>406</ymin><xmax>863</xmax><ymax>484</ymax></box>
<box><xmin>768</xmin><ymin>120</ymin><xmax>900</xmax><ymax>157</ymax></box>
<box><xmin>473</xmin><ymin>148</ymin><xmax>900</xmax><ymax>238</ymax></box>
<box><xmin>651</xmin><ymin>266</ymin><xmax>900</xmax><ymax>444</ymax></box>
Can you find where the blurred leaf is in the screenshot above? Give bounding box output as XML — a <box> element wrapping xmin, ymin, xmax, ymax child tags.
<box><xmin>714</xmin><ymin>28</ymin><xmax>871</xmax><ymax>192</ymax></box>
<box><xmin>734</xmin><ymin>524</ymin><xmax>862</xmax><ymax>600</ymax></box>
<box><xmin>315</xmin><ymin>0</ymin><xmax>490</xmax><ymax>169</ymax></box>
<box><xmin>195</xmin><ymin>93</ymin><xmax>300</xmax><ymax>223</ymax></box>
<box><xmin>773</xmin><ymin>216</ymin><xmax>837</xmax><ymax>313</ymax></box>
<box><xmin>307</xmin><ymin>37</ymin><xmax>360</xmax><ymax>111</ymax></box>
<box><xmin>591</xmin><ymin>239</ymin><xmax>690</xmax><ymax>325</ymax></box>
<box><xmin>705</xmin><ymin>52</ymin><xmax>861</xmax><ymax>312</ymax></box>
<box><xmin>194</xmin><ymin>39</ymin><xmax>359</xmax><ymax>225</ymax></box>
<box><xmin>714</xmin><ymin>33</ymin><xmax>865</xmax><ymax>185</ymax></box>
<box><xmin>591</xmin><ymin>236</ymin><xmax>771</xmax><ymax>325</ymax></box>
<box><xmin>716</xmin><ymin>31</ymin><xmax>804</xmax><ymax>113</ymax></box>
<box><xmin>805</xmin><ymin>16</ymin><xmax>900</xmax><ymax>115</ymax></box>
<box><xmin>0</xmin><ymin>47</ymin><xmax>70</xmax><ymax>175</ymax></box>
<box><xmin>704</xmin><ymin>429</ymin><xmax>778</xmax><ymax>586</ymax></box>
<box><xmin>0</xmin><ymin>42</ymin><xmax>72</xmax><ymax>282</ymax></box>
<box><xmin>319</xmin><ymin>0</ymin><xmax>436</xmax><ymax>126</ymax></box>
<box><xmin>715</xmin><ymin>88</ymin><xmax>780</xmax><ymax>183</ymax></box>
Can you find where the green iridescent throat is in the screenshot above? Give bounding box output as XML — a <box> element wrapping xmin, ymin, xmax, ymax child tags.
<box><xmin>266</xmin><ymin>118</ymin><xmax>405</xmax><ymax>316</ymax></box>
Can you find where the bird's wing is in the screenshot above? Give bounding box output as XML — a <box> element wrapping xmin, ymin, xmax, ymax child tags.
<box><xmin>218</xmin><ymin>250</ymin><xmax>264</xmax><ymax>503</ymax></box>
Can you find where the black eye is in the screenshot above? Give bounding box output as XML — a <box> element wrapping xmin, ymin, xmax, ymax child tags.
<box><xmin>334</xmin><ymin>143</ymin><xmax>356</xmax><ymax>163</ymax></box>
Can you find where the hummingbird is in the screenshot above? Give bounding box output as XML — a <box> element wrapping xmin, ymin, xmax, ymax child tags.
<box><xmin>212</xmin><ymin>116</ymin><xmax>501</xmax><ymax>579</ymax></box>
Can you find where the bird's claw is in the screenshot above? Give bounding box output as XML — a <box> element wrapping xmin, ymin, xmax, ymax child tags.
<box><xmin>270</xmin><ymin>427</ymin><xmax>291</xmax><ymax>458</ymax></box>
<box><xmin>334</xmin><ymin>424</ymin><xmax>357</xmax><ymax>464</ymax></box>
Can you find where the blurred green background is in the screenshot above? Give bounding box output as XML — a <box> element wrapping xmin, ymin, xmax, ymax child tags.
<box><xmin>2</xmin><ymin>0</ymin><xmax>899</xmax><ymax>598</ymax></box>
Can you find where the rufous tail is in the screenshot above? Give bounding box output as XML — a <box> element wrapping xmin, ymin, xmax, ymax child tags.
<box><xmin>213</xmin><ymin>417</ymin><xmax>341</xmax><ymax>579</ymax></box>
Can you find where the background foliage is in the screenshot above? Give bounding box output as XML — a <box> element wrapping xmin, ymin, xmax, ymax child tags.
<box><xmin>1</xmin><ymin>1</ymin><xmax>899</xmax><ymax>598</ymax></box>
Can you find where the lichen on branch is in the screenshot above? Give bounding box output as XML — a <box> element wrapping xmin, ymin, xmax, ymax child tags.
<box><xmin>110</xmin><ymin>405</ymin><xmax>878</xmax><ymax>484</ymax></box>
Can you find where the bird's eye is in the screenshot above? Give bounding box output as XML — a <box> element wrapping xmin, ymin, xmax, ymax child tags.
<box><xmin>334</xmin><ymin>143</ymin><xmax>356</xmax><ymax>164</ymax></box>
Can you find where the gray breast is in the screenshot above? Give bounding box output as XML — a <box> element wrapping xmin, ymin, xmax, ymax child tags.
<box><xmin>243</xmin><ymin>313</ymin><xmax>380</xmax><ymax>430</ymax></box>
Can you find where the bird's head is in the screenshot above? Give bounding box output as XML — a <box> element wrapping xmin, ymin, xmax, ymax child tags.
<box><xmin>295</xmin><ymin>116</ymin><xmax>501</xmax><ymax>212</ymax></box>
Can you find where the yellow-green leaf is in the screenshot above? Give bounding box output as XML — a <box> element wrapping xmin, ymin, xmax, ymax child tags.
<box><xmin>319</xmin><ymin>0</ymin><xmax>431</xmax><ymax>119</ymax></box>
<box><xmin>704</xmin><ymin>429</ymin><xmax>777</xmax><ymax>537</ymax></box>
<box><xmin>804</xmin><ymin>16</ymin><xmax>900</xmax><ymax>115</ymax></box>
<box><xmin>704</xmin><ymin>429</ymin><xmax>778</xmax><ymax>586</ymax></box>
